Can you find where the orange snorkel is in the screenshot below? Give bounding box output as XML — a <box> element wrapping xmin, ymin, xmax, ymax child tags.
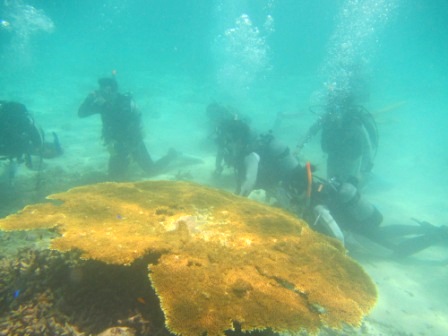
<box><xmin>305</xmin><ymin>161</ymin><xmax>313</xmax><ymax>207</ymax></box>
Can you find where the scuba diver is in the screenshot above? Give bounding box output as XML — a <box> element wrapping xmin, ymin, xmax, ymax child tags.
<box><xmin>284</xmin><ymin>164</ymin><xmax>448</xmax><ymax>258</ymax></box>
<box><xmin>206</xmin><ymin>102</ymin><xmax>239</xmax><ymax>136</ymax></box>
<box><xmin>211</xmin><ymin>114</ymin><xmax>299</xmax><ymax>199</ymax></box>
<box><xmin>295</xmin><ymin>88</ymin><xmax>378</xmax><ymax>184</ymax></box>
<box><xmin>211</xmin><ymin>110</ymin><xmax>446</xmax><ymax>258</ymax></box>
<box><xmin>78</xmin><ymin>76</ymin><xmax>177</xmax><ymax>180</ymax></box>
<box><xmin>205</xmin><ymin>102</ymin><xmax>249</xmax><ymax>179</ymax></box>
<box><xmin>0</xmin><ymin>101</ymin><xmax>63</xmax><ymax>185</ymax></box>
<box><xmin>209</xmin><ymin>99</ymin><xmax>446</xmax><ymax>258</ymax></box>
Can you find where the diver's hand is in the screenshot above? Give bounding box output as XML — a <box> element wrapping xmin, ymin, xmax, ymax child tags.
<box><xmin>94</xmin><ymin>96</ymin><xmax>106</xmax><ymax>106</ymax></box>
<box><xmin>91</xmin><ymin>92</ymin><xmax>106</xmax><ymax>106</ymax></box>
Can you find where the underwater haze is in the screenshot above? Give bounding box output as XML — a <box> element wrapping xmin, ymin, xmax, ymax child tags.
<box><xmin>1</xmin><ymin>0</ymin><xmax>448</xmax><ymax>335</ymax></box>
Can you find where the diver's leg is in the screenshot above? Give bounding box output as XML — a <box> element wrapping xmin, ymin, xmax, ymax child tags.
<box><xmin>152</xmin><ymin>148</ymin><xmax>178</xmax><ymax>173</ymax></box>
<box><xmin>354</xmin><ymin>226</ymin><xmax>399</xmax><ymax>252</ymax></box>
<box><xmin>108</xmin><ymin>143</ymin><xmax>130</xmax><ymax>180</ymax></box>
<box><xmin>108</xmin><ymin>155</ymin><xmax>130</xmax><ymax>180</ymax></box>
<box><xmin>367</xmin><ymin>224</ymin><xmax>448</xmax><ymax>257</ymax></box>
<box><xmin>394</xmin><ymin>223</ymin><xmax>448</xmax><ymax>257</ymax></box>
<box><xmin>392</xmin><ymin>233</ymin><xmax>443</xmax><ymax>258</ymax></box>
<box><xmin>133</xmin><ymin>142</ymin><xmax>178</xmax><ymax>176</ymax></box>
<box><xmin>0</xmin><ymin>159</ymin><xmax>18</xmax><ymax>186</ymax></box>
<box><xmin>376</xmin><ymin>224</ymin><xmax>428</xmax><ymax>238</ymax></box>
<box><xmin>133</xmin><ymin>141</ymin><xmax>155</xmax><ymax>174</ymax></box>
<box><xmin>359</xmin><ymin>222</ymin><xmax>418</xmax><ymax>251</ymax></box>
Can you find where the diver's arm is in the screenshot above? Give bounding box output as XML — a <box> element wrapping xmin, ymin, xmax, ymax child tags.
<box><xmin>239</xmin><ymin>152</ymin><xmax>260</xmax><ymax>197</ymax></box>
<box><xmin>78</xmin><ymin>92</ymin><xmax>104</xmax><ymax>118</ymax></box>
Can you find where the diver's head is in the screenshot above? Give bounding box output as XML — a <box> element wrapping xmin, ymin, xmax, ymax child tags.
<box><xmin>2</xmin><ymin>101</ymin><xmax>28</xmax><ymax>116</ymax></box>
<box><xmin>327</xmin><ymin>87</ymin><xmax>358</xmax><ymax>113</ymax></box>
<box><xmin>220</xmin><ymin>119</ymin><xmax>251</xmax><ymax>145</ymax></box>
<box><xmin>206</xmin><ymin>103</ymin><xmax>236</xmax><ymax>125</ymax></box>
<box><xmin>285</xmin><ymin>163</ymin><xmax>317</xmax><ymax>199</ymax></box>
<box><xmin>98</xmin><ymin>77</ymin><xmax>118</xmax><ymax>100</ymax></box>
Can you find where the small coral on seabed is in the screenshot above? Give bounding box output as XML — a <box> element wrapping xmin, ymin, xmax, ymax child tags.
<box><xmin>0</xmin><ymin>250</ymin><xmax>84</xmax><ymax>336</ymax></box>
<box><xmin>0</xmin><ymin>249</ymin><xmax>166</xmax><ymax>336</ymax></box>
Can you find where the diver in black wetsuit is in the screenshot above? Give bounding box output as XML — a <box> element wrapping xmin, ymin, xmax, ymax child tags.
<box><xmin>208</xmin><ymin>104</ymin><xmax>446</xmax><ymax>258</ymax></box>
<box><xmin>0</xmin><ymin>101</ymin><xmax>63</xmax><ymax>185</ymax></box>
<box><xmin>285</xmin><ymin>164</ymin><xmax>448</xmax><ymax>258</ymax></box>
<box><xmin>296</xmin><ymin>90</ymin><xmax>378</xmax><ymax>184</ymax></box>
<box><xmin>78</xmin><ymin>77</ymin><xmax>177</xmax><ymax>180</ymax></box>
<box><xmin>211</xmin><ymin>116</ymin><xmax>300</xmax><ymax>201</ymax></box>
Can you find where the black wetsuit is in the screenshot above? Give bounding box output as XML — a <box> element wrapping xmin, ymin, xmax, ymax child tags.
<box><xmin>253</xmin><ymin>134</ymin><xmax>299</xmax><ymax>194</ymax></box>
<box><xmin>297</xmin><ymin>104</ymin><xmax>377</xmax><ymax>182</ymax></box>
<box><xmin>302</xmin><ymin>178</ymin><xmax>446</xmax><ymax>257</ymax></box>
<box><xmin>321</xmin><ymin>105</ymin><xmax>377</xmax><ymax>181</ymax></box>
<box><xmin>214</xmin><ymin>122</ymin><xmax>299</xmax><ymax>197</ymax></box>
<box><xmin>0</xmin><ymin>101</ymin><xmax>42</xmax><ymax>165</ymax></box>
<box><xmin>79</xmin><ymin>92</ymin><xmax>160</xmax><ymax>179</ymax></box>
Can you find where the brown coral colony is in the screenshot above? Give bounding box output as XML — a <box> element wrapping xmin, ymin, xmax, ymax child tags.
<box><xmin>0</xmin><ymin>180</ymin><xmax>377</xmax><ymax>335</ymax></box>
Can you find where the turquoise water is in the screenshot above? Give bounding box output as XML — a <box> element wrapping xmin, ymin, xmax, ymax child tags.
<box><xmin>1</xmin><ymin>1</ymin><xmax>447</xmax><ymax>145</ymax></box>
<box><xmin>1</xmin><ymin>0</ymin><xmax>447</xmax><ymax>334</ymax></box>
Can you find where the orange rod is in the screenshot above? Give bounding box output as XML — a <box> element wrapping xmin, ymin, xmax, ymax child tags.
<box><xmin>305</xmin><ymin>161</ymin><xmax>312</xmax><ymax>199</ymax></box>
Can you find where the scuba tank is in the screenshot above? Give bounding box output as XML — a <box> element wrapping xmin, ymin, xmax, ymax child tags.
<box><xmin>335</xmin><ymin>181</ymin><xmax>383</xmax><ymax>231</ymax></box>
<box><xmin>313</xmin><ymin>205</ymin><xmax>345</xmax><ymax>245</ymax></box>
